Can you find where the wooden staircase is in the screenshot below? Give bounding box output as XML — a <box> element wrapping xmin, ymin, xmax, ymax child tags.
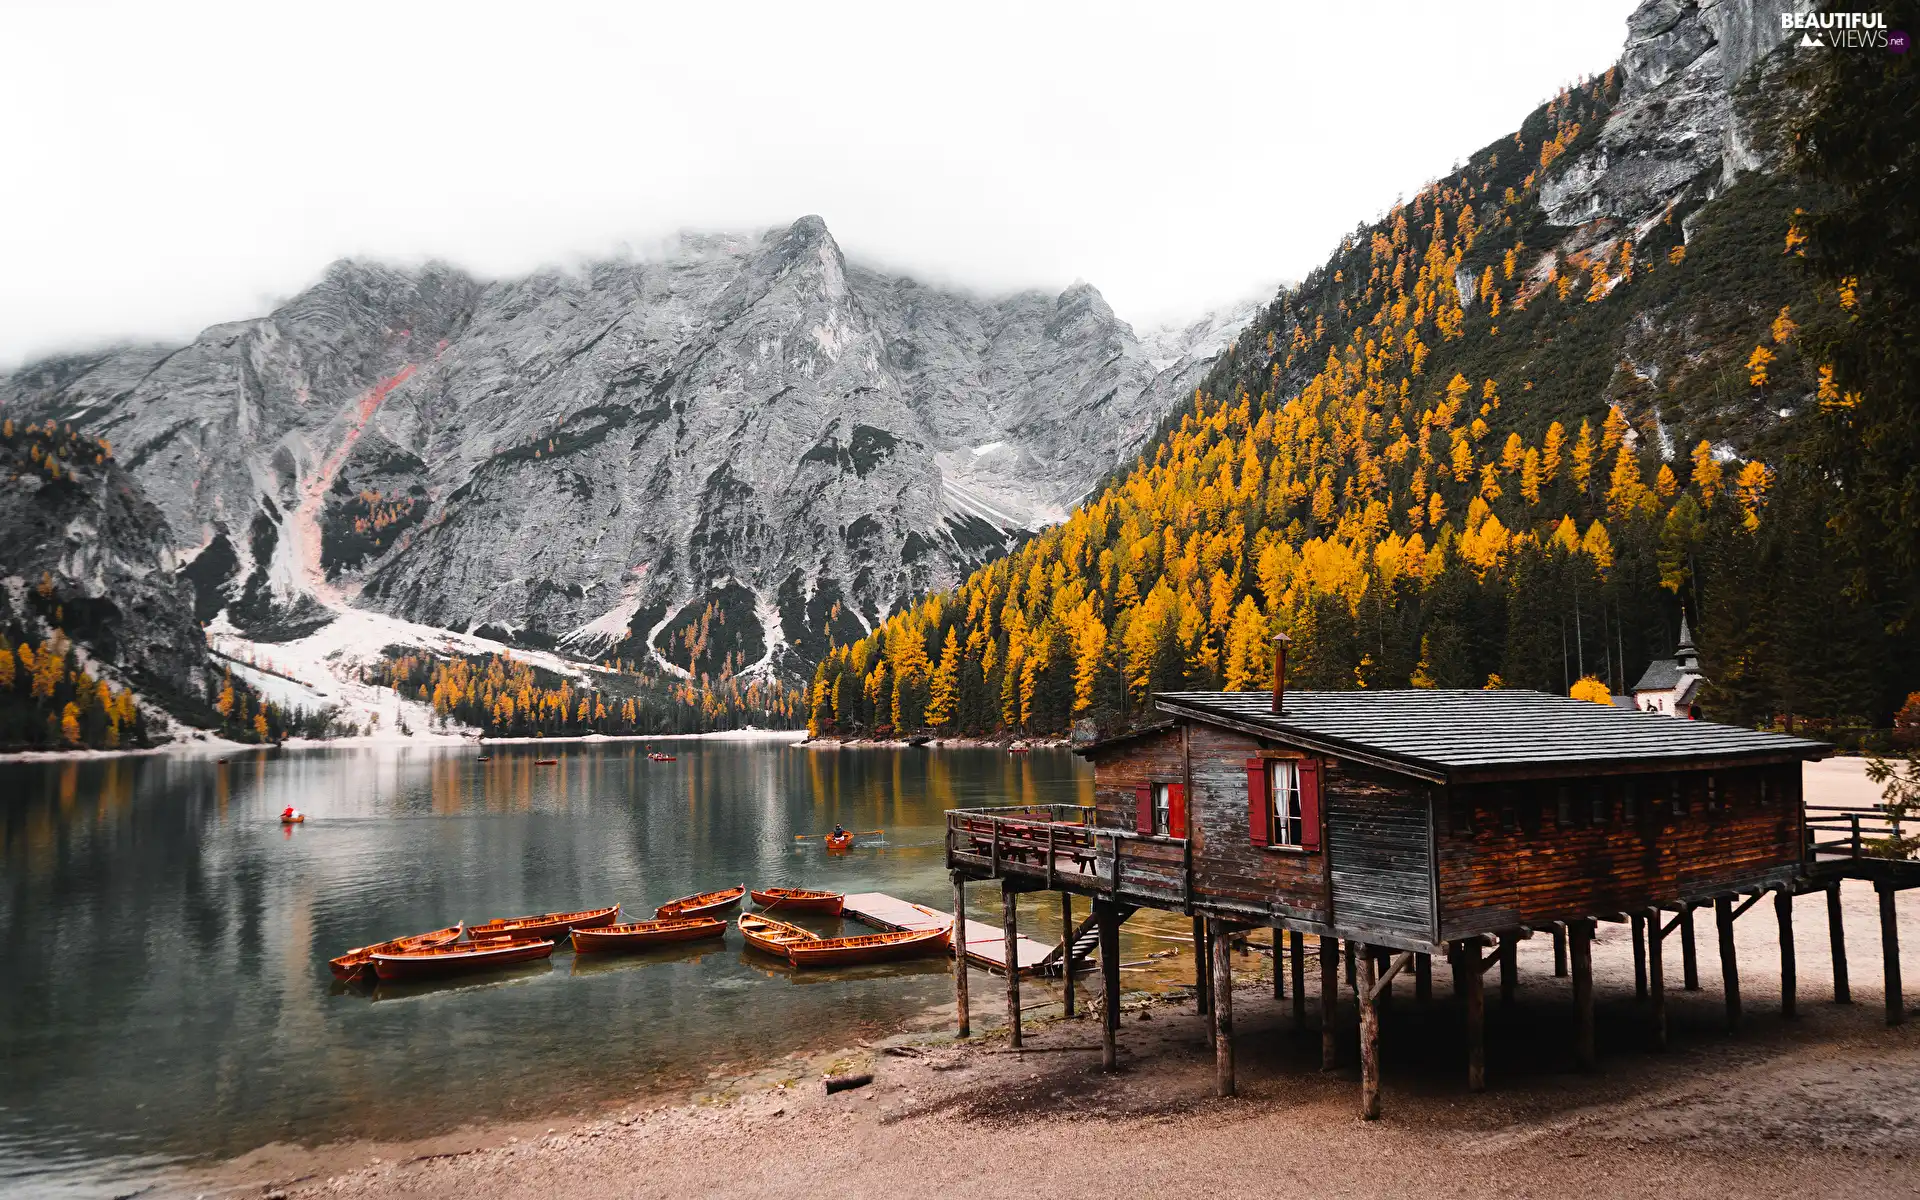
<box><xmin>1039</xmin><ymin>905</ymin><xmax>1135</xmax><ymax>976</ymax></box>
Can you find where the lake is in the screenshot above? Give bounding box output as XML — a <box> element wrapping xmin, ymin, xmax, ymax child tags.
<box><xmin>0</xmin><ymin>740</ymin><xmax>1118</xmax><ymax>1198</ymax></box>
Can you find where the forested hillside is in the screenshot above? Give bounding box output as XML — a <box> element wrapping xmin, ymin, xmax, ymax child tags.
<box><xmin>806</xmin><ymin>26</ymin><xmax>1918</xmax><ymax>743</ymax></box>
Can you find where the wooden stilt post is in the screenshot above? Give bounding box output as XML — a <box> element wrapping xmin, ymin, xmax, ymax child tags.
<box><xmin>1572</xmin><ymin>920</ymin><xmax>1595</xmax><ymax>1071</ymax></box>
<box><xmin>1002</xmin><ymin>881</ymin><xmax>1023</xmax><ymax>1048</ymax></box>
<box><xmin>1499</xmin><ymin>935</ymin><xmax>1517</xmax><ymax>1008</ymax></box>
<box><xmin>1272</xmin><ymin>924</ymin><xmax>1286</xmax><ymax>1001</ymax></box>
<box><xmin>1631</xmin><ymin>914</ymin><xmax>1648</xmax><ymax>1001</ymax></box>
<box><xmin>1290</xmin><ymin>931</ymin><xmax>1306</xmax><ymax>1027</ymax></box>
<box><xmin>1211</xmin><ymin>918</ymin><xmax>1235</xmax><ymax>1098</ymax></box>
<box><xmin>1681</xmin><ymin>904</ymin><xmax>1700</xmax><ymax>991</ymax></box>
<box><xmin>1345</xmin><ymin>938</ymin><xmax>1357</xmax><ymax>990</ymax></box>
<box><xmin>1646</xmin><ymin>908</ymin><xmax>1666</xmax><ymax>1052</ymax></box>
<box><xmin>1358</xmin><ymin>943</ymin><xmax>1381</xmax><ymax>1119</ymax></box>
<box><xmin>1828</xmin><ymin>880</ymin><xmax>1851</xmax><ymax>1004</ymax></box>
<box><xmin>1415</xmin><ymin>951</ymin><xmax>1432</xmax><ymax>1003</ymax></box>
<box><xmin>1193</xmin><ymin>915</ymin><xmax>1210</xmax><ymax>1017</ymax></box>
<box><xmin>1776</xmin><ymin>889</ymin><xmax>1797</xmax><ymax>1020</ymax></box>
<box><xmin>951</xmin><ymin>872</ymin><xmax>971</xmax><ymax>1037</ymax></box>
<box><xmin>1715</xmin><ymin>895</ymin><xmax>1741</xmax><ymax>1033</ymax></box>
<box><xmin>1320</xmin><ymin>935</ymin><xmax>1338</xmax><ymax>1070</ymax></box>
<box><xmin>1553</xmin><ymin>924</ymin><xmax>1567</xmax><ymax>977</ymax></box>
<box><xmin>1880</xmin><ymin>883</ymin><xmax>1903</xmax><ymax>1027</ymax></box>
<box><xmin>1060</xmin><ymin>891</ymin><xmax>1075</xmax><ymax>1019</ymax></box>
<box><xmin>1464</xmin><ymin>941</ymin><xmax>1486</xmax><ymax>1092</ymax></box>
<box><xmin>1097</xmin><ymin>901</ymin><xmax>1121</xmax><ymax>1071</ymax></box>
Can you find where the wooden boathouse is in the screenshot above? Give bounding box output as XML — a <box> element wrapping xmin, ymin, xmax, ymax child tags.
<box><xmin>945</xmin><ymin>641</ymin><xmax>1918</xmax><ymax>1117</ymax></box>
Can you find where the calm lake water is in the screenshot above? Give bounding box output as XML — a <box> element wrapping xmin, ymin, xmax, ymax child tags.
<box><xmin>0</xmin><ymin>740</ymin><xmax>1103</xmax><ymax>1198</ymax></box>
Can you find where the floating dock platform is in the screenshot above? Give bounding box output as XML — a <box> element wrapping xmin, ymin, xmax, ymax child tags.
<box><xmin>841</xmin><ymin>892</ymin><xmax>1053</xmax><ymax>976</ymax></box>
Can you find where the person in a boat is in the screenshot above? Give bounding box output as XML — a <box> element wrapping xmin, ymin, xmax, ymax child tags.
<box><xmin>281</xmin><ymin>806</ymin><xmax>296</xmax><ymax>820</ymax></box>
<box><xmin>831</xmin><ymin>823</ymin><xmax>847</xmax><ymax>839</ymax></box>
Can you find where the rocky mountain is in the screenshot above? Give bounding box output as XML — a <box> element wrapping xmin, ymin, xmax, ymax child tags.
<box><xmin>1543</xmin><ymin>0</ymin><xmax>1809</xmax><ymax>229</ymax></box>
<box><xmin>810</xmin><ymin>0</ymin><xmax>1915</xmax><ymax>740</ymax></box>
<box><xmin>2</xmin><ymin>218</ymin><xmax>1250</xmax><ymax>686</ymax></box>
<box><xmin>0</xmin><ymin>421</ymin><xmax>210</xmax><ymax>718</ymax></box>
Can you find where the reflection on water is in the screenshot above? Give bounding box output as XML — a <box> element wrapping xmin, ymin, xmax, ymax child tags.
<box><xmin>0</xmin><ymin>741</ymin><xmax>1107</xmax><ymax>1197</ymax></box>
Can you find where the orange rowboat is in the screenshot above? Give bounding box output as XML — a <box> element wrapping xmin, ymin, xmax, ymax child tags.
<box><xmin>786</xmin><ymin>926</ymin><xmax>950</xmax><ymax>969</ymax></box>
<box><xmin>655</xmin><ymin>884</ymin><xmax>746</xmax><ymax>919</ymax></box>
<box><xmin>750</xmin><ymin>887</ymin><xmax>844</xmax><ymax>914</ymax></box>
<box><xmin>329</xmin><ymin>923</ymin><xmax>465</xmax><ymax>982</ymax></box>
<box><xmin>373</xmin><ymin>937</ymin><xmax>555</xmax><ymax>981</ymax></box>
<box><xmin>824</xmin><ymin>832</ymin><xmax>853</xmax><ymax>852</ymax></box>
<box><xmin>571</xmin><ymin>916</ymin><xmax>726</xmax><ymax>953</ymax></box>
<box><xmin>468</xmin><ymin>905</ymin><xmax>620</xmax><ymax>942</ymax></box>
<box><xmin>738</xmin><ymin>912</ymin><xmax>820</xmax><ymax>957</ymax></box>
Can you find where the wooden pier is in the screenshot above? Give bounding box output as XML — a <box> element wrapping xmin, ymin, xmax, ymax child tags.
<box><xmin>842</xmin><ymin>892</ymin><xmax>1053</xmax><ymax>976</ymax></box>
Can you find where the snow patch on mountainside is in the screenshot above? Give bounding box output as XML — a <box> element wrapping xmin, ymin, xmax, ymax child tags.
<box><xmin>936</xmin><ymin>446</ymin><xmax>1066</xmax><ymax>532</ymax></box>
<box><xmin>559</xmin><ymin>574</ymin><xmax>650</xmax><ymax>655</ymax></box>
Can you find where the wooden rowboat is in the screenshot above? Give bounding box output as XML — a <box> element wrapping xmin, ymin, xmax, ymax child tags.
<box><xmin>738</xmin><ymin>912</ymin><xmax>820</xmax><ymax>957</ymax></box>
<box><xmin>750</xmin><ymin>887</ymin><xmax>844</xmax><ymax>914</ymax></box>
<box><xmin>468</xmin><ymin>905</ymin><xmax>620</xmax><ymax>941</ymax></box>
<box><xmin>786</xmin><ymin>926</ymin><xmax>950</xmax><ymax>969</ymax></box>
<box><xmin>373</xmin><ymin>936</ymin><xmax>555</xmax><ymax>981</ymax></box>
<box><xmin>534</xmin><ymin>758</ymin><xmax>559</xmax><ymax>765</ymax></box>
<box><xmin>571</xmin><ymin>915</ymin><xmax>726</xmax><ymax>953</ymax></box>
<box><xmin>329</xmin><ymin>922</ymin><xmax>465</xmax><ymax>982</ymax></box>
<box><xmin>655</xmin><ymin>884</ymin><xmax>746</xmax><ymax>919</ymax></box>
<box><xmin>824</xmin><ymin>832</ymin><xmax>853</xmax><ymax>852</ymax></box>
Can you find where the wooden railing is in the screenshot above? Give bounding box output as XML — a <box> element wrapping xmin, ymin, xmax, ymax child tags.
<box><xmin>1806</xmin><ymin>803</ymin><xmax>1916</xmax><ymax>861</ymax></box>
<box><xmin>946</xmin><ymin>804</ymin><xmax>1189</xmax><ymax>903</ymax></box>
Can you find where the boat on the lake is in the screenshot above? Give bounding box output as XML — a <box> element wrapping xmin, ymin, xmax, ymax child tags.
<box><xmin>534</xmin><ymin>758</ymin><xmax>559</xmax><ymax>765</ymax></box>
<box><xmin>280</xmin><ymin>810</ymin><xmax>306</xmax><ymax>824</ymax></box>
<box><xmin>738</xmin><ymin>912</ymin><xmax>820</xmax><ymax>956</ymax></box>
<box><xmin>750</xmin><ymin>887</ymin><xmax>844</xmax><ymax>914</ymax></box>
<box><xmin>786</xmin><ymin>926</ymin><xmax>949</xmax><ymax>969</ymax></box>
<box><xmin>654</xmin><ymin>884</ymin><xmax>746</xmax><ymax>919</ymax></box>
<box><xmin>571</xmin><ymin>915</ymin><xmax>726</xmax><ymax>953</ymax></box>
<box><xmin>647</xmin><ymin>752</ymin><xmax>676</xmax><ymax>762</ymax></box>
<box><xmin>328</xmin><ymin>922</ymin><xmax>466</xmax><ymax>982</ymax></box>
<box><xmin>824</xmin><ymin>831</ymin><xmax>853</xmax><ymax>852</ymax></box>
<box><xmin>468</xmin><ymin>905</ymin><xmax>620</xmax><ymax>941</ymax></box>
<box><xmin>372</xmin><ymin>937</ymin><xmax>555</xmax><ymax>981</ymax></box>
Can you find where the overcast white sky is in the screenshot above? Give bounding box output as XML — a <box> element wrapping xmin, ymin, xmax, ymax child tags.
<box><xmin>0</xmin><ymin>1</ymin><xmax>1638</xmax><ymax>367</ymax></box>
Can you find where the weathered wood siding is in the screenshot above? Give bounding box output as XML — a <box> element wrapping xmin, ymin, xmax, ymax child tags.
<box><xmin>1088</xmin><ymin>728</ymin><xmax>1182</xmax><ymax>832</ymax></box>
<box><xmin>1185</xmin><ymin>723</ymin><xmax>1328</xmax><ymax>924</ymax></box>
<box><xmin>1085</xmin><ymin>728</ymin><xmax>1188</xmax><ymax>905</ymax></box>
<box><xmin>1327</xmin><ymin>761</ymin><xmax>1433</xmax><ymax>940</ymax></box>
<box><xmin>1435</xmin><ymin>763</ymin><xmax>1803</xmax><ymax>939</ymax></box>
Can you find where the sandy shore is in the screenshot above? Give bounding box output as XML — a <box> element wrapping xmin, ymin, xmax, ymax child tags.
<box><xmin>166</xmin><ymin>877</ymin><xmax>1920</xmax><ymax>1200</ymax></box>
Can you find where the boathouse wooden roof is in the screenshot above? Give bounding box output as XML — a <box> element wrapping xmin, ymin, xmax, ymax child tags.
<box><xmin>1153</xmin><ymin>688</ymin><xmax>1830</xmax><ymax>784</ymax></box>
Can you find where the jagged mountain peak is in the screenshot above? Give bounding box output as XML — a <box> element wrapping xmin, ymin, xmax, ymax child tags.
<box><xmin>2</xmin><ymin>219</ymin><xmax>1255</xmax><ymax>690</ymax></box>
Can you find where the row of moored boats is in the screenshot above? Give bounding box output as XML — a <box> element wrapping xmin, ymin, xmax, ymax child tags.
<box><xmin>329</xmin><ymin>885</ymin><xmax>950</xmax><ymax>983</ymax></box>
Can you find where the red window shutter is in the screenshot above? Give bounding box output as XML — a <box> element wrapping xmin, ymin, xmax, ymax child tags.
<box><xmin>1135</xmin><ymin>785</ymin><xmax>1153</xmax><ymax>833</ymax></box>
<box><xmin>1299</xmin><ymin>757</ymin><xmax>1323</xmax><ymax>851</ymax></box>
<box><xmin>1245</xmin><ymin>758</ymin><xmax>1269</xmax><ymax>846</ymax></box>
<box><xmin>1168</xmin><ymin>784</ymin><xmax>1186</xmax><ymax>838</ymax></box>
